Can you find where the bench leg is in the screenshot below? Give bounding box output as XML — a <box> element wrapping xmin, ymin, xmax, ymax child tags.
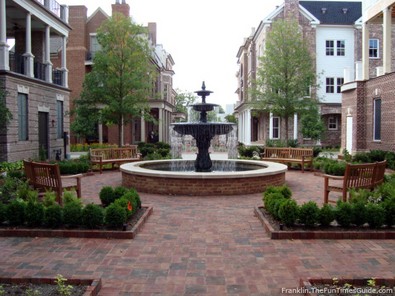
<box><xmin>324</xmin><ymin>177</ymin><xmax>329</xmax><ymax>204</ymax></box>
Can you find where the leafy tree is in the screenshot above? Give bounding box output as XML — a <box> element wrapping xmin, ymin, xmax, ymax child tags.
<box><xmin>300</xmin><ymin>104</ymin><xmax>325</xmax><ymax>140</ymax></box>
<box><xmin>225</xmin><ymin>114</ymin><xmax>237</xmax><ymax>124</ymax></box>
<box><xmin>0</xmin><ymin>89</ymin><xmax>12</xmax><ymax>130</ymax></box>
<box><xmin>252</xmin><ymin>19</ymin><xmax>318</xmax><ymax>142</ymax></box>
<box><xmin>71</xmin><ymin>13</ymin><xmax>155</xmax><ymax>146</ymax></box>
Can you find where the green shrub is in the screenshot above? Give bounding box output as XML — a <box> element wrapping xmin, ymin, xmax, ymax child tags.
<box><xmin>319</xmin><ymin>204</ymin><xmax>335</xmax><ymax>227</ymax></box>
<box><xmin>351</xmin><ymin>202</ymin><xmax>367</xmax><ymax>226</ymax></box>
<box><xmin>381</xmin><ymin>197</ymin><xmax>395</xmax><ymax>227</ymax></box>
<box><xmin>0</xmin><ymin>202</ymin><xmax>7</xmax><ymax>223</ymax></box>
<box><xmin>368</xmin><ymin>150</ymin><xmax>387</xmax><ymax>162</ymax></box>
<box><xmin>63</xmin><ymin>191</ymin><xmax>82</xmax><ymax>206</ymax></box>
<box><xmin>335</xmin><ymin>201</ymin><xmax>353</xmax><ymax>227</ymax></box>
<box><xmin>44</xmin><ymin>204</ymin><xmax>63</xmax><ymax>228</ymax></box>
<box><xmin>58</xmin><ymin>159</ymin><xmax>90</xmax><ymax>174</ymax></box>
<box><xmin>272</xmin><ymin>197</ymin><xmax>287</xmax><ymax>220</ymax></box>
<box><xmin>63</xmin><ymin>201</ymin><xmax>83</xmax><ymax>227</ymax></box>
<box><xmin>365</xmin><ymin>203</ymin><xmax>386</xmax><ymax>228</ymax></box>
<box><xmin>82</xmin><ymin>204</ymin><xmax>104</xmax><ymax>229</ymax></box>
<box><xmin>238</xmin><ymin>144</ymin><xmax>263</xmax><ymax>158</ymax></box>
<box><xmin>99</xmin><ymin>186</ymin><xmax>116</xmax><ymax>207</ymax></box>
<box><xmin>263</xmin><ymin>185</ymin><xmax>292</xmax><ymax>200</ymax></box>
<box><xmin>42</xmin><ymin>191</ymin><xmax>57</xmax><ymax>207</ymax></box>
<box><xmin>6</xmin><ymin>199</ymin><xmax>26</xmax><ymax>225</ymax></box>
<box><xmin>0</xmin><ymin>175</ymin><xmax>29</xmax><ymax>203</ymax></box>
<box><xmin>312</xmin><ymin>146</ymin><xmax>322</xmax><ymax>157</ymax></box>
<box><xmin>352</xmin><ymin>152</ymin><xmax>371</xmax><ymax>163</ymax></box>
<box><xmin>138</xmin><ymin>142</ymin><xmax>170</xmax><ymax>159</ymax></box>
<box><xmin>263</xmin><ymin>192</ymin><xmax>285</xmax><ymax>215</ymax></box>
<box><xmin>298</xmin><ymin>201</ymin><xmax>320</xmax><ymax>227</ymax></box>
<box><xmin>278</xmin><ymin>199</ymin><xmax>299</xmax><ymax>227</ymax></box>
<box><xmin>25</xmin><ymin>200</ymin><xmax>45</xmax><ymax>227</ymax></box>
<box><xmin>376</xmin><ymin>182</ymin><xmax>395</xmax><ymax>201</ymax></box>
<box><xmin>323</xmin><ymin>161</ymin><xmax>346</xmax><ymax>176</ymax></box>
<box><xmin>105</xmin><ymin>203</ymin><xmax>127</xmax><ymax>229</ymax></box>
<box><xmin>122</xmin><ymin>188</ymin><xmax>141</xmax><ymax>210</ymax></box>
<box><xmin>114</xmin><ymin>186</ymin><xmax>128</xmax><ymax>200</ymax></box>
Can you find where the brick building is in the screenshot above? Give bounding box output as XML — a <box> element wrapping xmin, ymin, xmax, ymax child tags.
<box><xmin>341</xmin><ymin>0</ymin><xmax>395</xmax><ymax>153</ymax></box>
<box><xmin>0</xmin><ymin>0</ymin><xmax>71</xmax><ymax>162</ymax></box>
<box><xmin>67</xmin><ymin>0</ymin><xmax>176</xmax><ymax>145</ymax></box>
<box><xmin>235</xmin><ymin>0</ymin><xmax>363</xmax><ymax>148</ymax></box>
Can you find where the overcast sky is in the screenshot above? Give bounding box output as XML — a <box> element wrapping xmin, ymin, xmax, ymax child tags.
<box><xmin>61</xmin><ymin>0</ymin><xmax>284</xmax><ymax>107</ymax></box>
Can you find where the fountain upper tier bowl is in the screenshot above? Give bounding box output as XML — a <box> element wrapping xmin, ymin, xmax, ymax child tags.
<box><xmin>120</xmin><ymin>159</ymin><xmax>287</xmax><ymax>196</ymax></box>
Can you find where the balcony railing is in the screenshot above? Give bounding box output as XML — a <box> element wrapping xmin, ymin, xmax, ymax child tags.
<box><xmin>8</xmin><ymin>52</ymin><xmax>64</xmax><ymax>87</ymax></box>
<box><xmin>9</xmin><ymin>52</ymin><xmax>24</xmax><ymax>74</ymax></box>
<box><xmin>35</xmin><ymin>0</ymin><xmax>68</xmax><ymax>23</ymax></box>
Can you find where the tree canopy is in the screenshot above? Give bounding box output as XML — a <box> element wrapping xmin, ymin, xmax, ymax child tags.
<box><xmin>252</xmin><ymin>18</ymin><xmax>320</xmax><ymax>142</ymax></box>
<box><xmin>71</xmin><ymin>13</ymin><xmax>156</xmax><ymax>146</ymax></box>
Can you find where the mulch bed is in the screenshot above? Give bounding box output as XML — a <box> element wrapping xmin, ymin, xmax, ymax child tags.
<box><xmin>0</xmin><ymin>206</ymin><xmax>153</xmax><ymax>239</ymax></box>
<box><xmin>254</xmin><ymin>206</ymin><xmax>395</xmax><ymax>239</ymax></box>
<box><xmin>0</xmin><ymin>278</ymin><xmax>101</xmax><ymax>296</ymax></box>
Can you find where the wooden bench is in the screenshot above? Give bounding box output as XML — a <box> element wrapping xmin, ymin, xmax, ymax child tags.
<box><xmin>90</xmin><ymin>146</ymin><xmax>141</xmax><ymax>174</ymax></box>
<box><xmin>323</xmin><ymin>160</ymin><xmax>387</xmax><ymax>204</ymax></box>
<box><xmin>23</xmin><ymin>160</ymin><xmax>82</xmax><ymax>205</ymax></box>
<box><xmin>260</xmin><ymin>147</ymin><xmax>313</xmax><ymax>173</ymax></box>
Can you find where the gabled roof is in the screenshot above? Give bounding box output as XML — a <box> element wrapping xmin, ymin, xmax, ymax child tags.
<box><xmin>87</xmin><ymin>7</ymin><xmax>109</xmax><ymax>23</ymax></box>
<box><xmin>300</xmin><ymin>1</ymin><xmax>362</xmax><ymax>25</ymax></box>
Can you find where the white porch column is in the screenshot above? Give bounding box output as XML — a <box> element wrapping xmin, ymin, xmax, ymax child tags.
<box><xmin>346</xmin><ymin>108</ymin><xmax>353</xmax><ymax>153</ymax></box>
<box><xmin>383</xmin><ymin>7</ymin><xmax>392</xmax><ymax>74</ymax></box>
<box><xmin>140</xmin><ymin>115</ymin><xmax>146</xmax><ymax>142</ymax></box>
<box><xmin>245</xmin><ymin>110</ymin><xmax>251</xmax><ymax>145</ymax></box>
<box><xmin>293</xmin><ymin>113</ymin><xmax>298</xmax><ymax>140</ymax></box>
<box><xmin>98</xmin><ymin>123</ymin><xmax>103</xmax><ymax>144</ymax></box>
<box><xmin>269</xmin><ymin>112</ymin><xmax>273</xmax><ymax>139</ymax></box>
<box><xmin>361</xmin><ymin>22</ymin><xmax>370</xmax><ymax>80</ymax></box>
<box><xmin>0</xmin><ymin>0</ymin><xmax>9</xmax><ymax>71</ymax></box>
<box><xmin>23</xmin><ymin>13</ymin><xmax>34</xmax><ymax>77</ymax></box>
<box><xmin>60</xmin><ymin>36</ymin><xmax>68</xmax><ymax>87</ymax></box>
<box><xmin>44</xmin><ymin>25</ymin><xmax>53</xmax><ymax>83</ymax></box>
<box><xmin>158</xmin><ymin>108</ymin><xmax>163</xmax><ymax>142</ymax></box>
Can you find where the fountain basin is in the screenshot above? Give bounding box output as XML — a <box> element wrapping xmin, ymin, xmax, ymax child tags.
<box><xmin>120</xmin><ymin>159</ymin><xmax>287</xmax><ymax>196</ymax></box>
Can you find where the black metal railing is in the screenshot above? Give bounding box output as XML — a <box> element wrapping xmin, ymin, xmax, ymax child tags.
<box><xmin>35</xmin><ymin>0</ymin><xmax>67</xmax><ymax>22</ymax></box>
<box><xmin>52</xmin><ymin>69</ymin><xmax>63</xmax><ymax>86</ymax></box>
<box><xmin>8</xmin><ymin>52</ymin><xmax>24</xmax><ymax>75</ymax></box>
<box><xmin>34</xmin><ymin>61</ymin><xmax>46</xmax><ymax>81</ymax></box>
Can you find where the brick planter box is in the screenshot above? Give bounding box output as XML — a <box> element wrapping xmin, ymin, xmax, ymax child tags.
<box><xmin>254</xmin><ymin>206</ymin><xmax>395</xmax><ymax>240</ymax></box>
<box><xmin>0</xmin><ymin>277</ymin><xmax>102</xmax><ymax>296</ymax></box>
<box><xmin>0</xmin><ymin>206</ymin><xmax>153</xmax><ymax>239</ymax></box>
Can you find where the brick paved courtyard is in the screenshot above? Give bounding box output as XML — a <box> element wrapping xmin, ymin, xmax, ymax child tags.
<box><xmin>0</xmin><ymin>169</ymin><xmax>394</xmax><ymax>295</ymax></box>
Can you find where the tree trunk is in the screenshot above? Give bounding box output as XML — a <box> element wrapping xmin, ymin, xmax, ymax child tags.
<box><xmin>118</xmin><ymin>114</ymin><xmax>124</xmax><ymax>147</ymax></box>
<box><xmin>284</xmin><ymin>116</ymin><xmax>289</xmax><ymax>144</ymax></box>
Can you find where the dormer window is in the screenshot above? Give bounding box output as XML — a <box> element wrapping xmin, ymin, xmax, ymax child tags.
<box><xmin>342</xmin><ymin>8</ymin><xmax>348</xmax><ymax>14</ymax></box>
<box><xmin>321</xmin><ymin>8</ymin><xmax>327</xmax><ymax>14</ymax></box>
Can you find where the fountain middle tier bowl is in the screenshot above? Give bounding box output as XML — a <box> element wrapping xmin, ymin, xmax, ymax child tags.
<box><xmin>120</xmin><ymin>159</ymin><xmax>287</xmax><ymax>196</ymax></box>
<box><xmin>172</xmin><ymin>122</ymin><xmax>234</xmax><ymax>136</ymax></box>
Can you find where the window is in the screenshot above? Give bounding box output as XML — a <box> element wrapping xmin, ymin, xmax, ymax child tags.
<box><xmin>18</xmin><ymin>93</ymin><xmax>28</xmax><ymax>141</ymax></box>
<box><xmin>90</xmin><ymin>35</ymin><xmax>102</xmax><ymax>59</ymax></box>
<box><xmin>373</xmin><ymin>98</ymin><xmax>381</xmax><ymax>141</ymax></box>
<box><xmin>56</xmin><ymin>100</ymin><xmax>63</xmax><ymax>138</ymax></box>
<box><xmin>326</xmin><ymin>40</ymin><xmax>345</xmax><ymax>56</ymax></box>
<box><xmin>369</xmin><ymin>39</ymin><xmax>379</xmax><ymax>58</ymax></box>
<box><xmin>328</xmin><ymin>116</ymin><xmax>338</xmax><ymax>130</ymax></box>
<box><xmin>337</xmin><ymin>40</ymin><xmax>345</xmax><ymax>56</ymax></box>
<box><xmin>326</xmin><ymin>77</ymin><xmax>334</xmax><ymax>93</ymax></box>
<box><xmin>337</xmin><ymin>78</ymin><xmax>344</xmax><ymax>93</ymax></box>
<box><xmin>272</xmin><ymin>117</ymin><xmax>280</xmax><ymax>139</ymax></box>
<box><xmin>325</xmin><ymin>40</ymin><xmax>334</xmax><ymax>56</ymax></box>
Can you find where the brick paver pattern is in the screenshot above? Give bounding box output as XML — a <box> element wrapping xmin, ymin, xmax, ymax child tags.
<box><xmin>0</xmin><ymin>170</ymin><xmax>394</xmax><ymax>295</ymax></box>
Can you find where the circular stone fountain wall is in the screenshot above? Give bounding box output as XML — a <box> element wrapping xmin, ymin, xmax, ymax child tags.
<box><xmin>120</xmin><ymin>160</ymin><xmax>287</xmax><ymax>196</ymax></box>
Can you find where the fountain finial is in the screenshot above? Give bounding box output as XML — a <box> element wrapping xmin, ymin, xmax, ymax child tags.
<box><xmin>202</xmin><ymin>81</ymin><xmax>206</xmax><ymax>90</ymax></box>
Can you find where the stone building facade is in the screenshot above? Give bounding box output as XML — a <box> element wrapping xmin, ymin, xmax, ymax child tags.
<box><xmin>0</xmin><ymin>0</ymin><xmax>71</xmax><ymax>162</ymax></box>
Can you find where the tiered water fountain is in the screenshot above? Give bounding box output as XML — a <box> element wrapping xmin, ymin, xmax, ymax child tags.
<box><xmin>172</xmin><ymin>82</ymin><xmax>233</xmax><ymax>172</ymax></box>
<box><xmin>121</xmin><ymin>82</ymin><xmax>287</xmax><ymax>196</ymax></box>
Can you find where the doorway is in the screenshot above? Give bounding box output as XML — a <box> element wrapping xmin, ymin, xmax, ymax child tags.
<box><xmin>38</xmin><ymin>112</ymin><xmax>49</xmax><ymax>160</ymax></box>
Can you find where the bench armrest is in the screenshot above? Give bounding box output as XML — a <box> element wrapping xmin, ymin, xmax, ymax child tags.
<box><xmin>61</xmin><ymin>174</ymin><xmax>83</xmax><ymax>180</ymax></box>
<box><xmin>322</xmin><ymin>174</ymin><xmax>344</xmax><ymax>180</ymax></box>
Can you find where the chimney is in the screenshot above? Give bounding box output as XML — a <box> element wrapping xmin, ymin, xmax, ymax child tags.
<box><xmin>148</xmin><ymin>22</ymin><xmax>157</xmax><ymax>46</ymax></box>
<box><xmin>284</xmin><ymin>0</ymin><xmax>300</xmax><ymax>21</ymax></box>
<box><xmin>112</xmin><ymin>0</ymin><xmax>130</xmax><ymax>17</ymax></box>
